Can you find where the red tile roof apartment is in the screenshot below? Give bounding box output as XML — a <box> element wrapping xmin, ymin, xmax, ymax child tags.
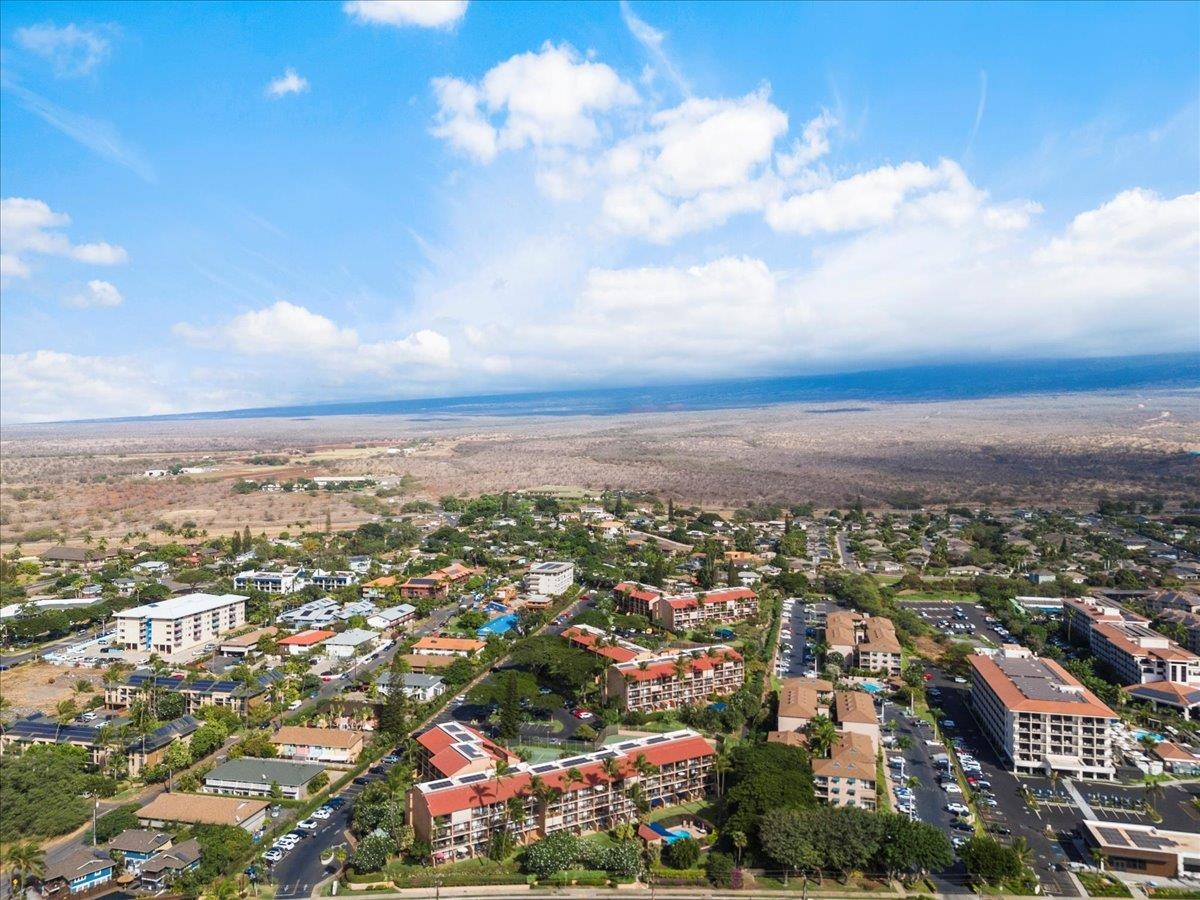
<box><xmin>613</xmin><ymin>582</ymin><xmax>758</xmax><ymax>631</ymax></box>
<box><xmin>604</xmin><ymin>645</ymin><xmax>744</xmax><ymax>712</ymax></box>
<box><xmin>969</xmin><ymin>647</ymin><xmax>1118</xmax><ymax>779</ymax></box>
<box><xmin>407</xmin><ymin>730</ymin><xmax>714</xmax><ymax>862</ymax></box>
<box><xmin>560</xmin><ymin>624</ymin><xmax>648</xmax><ymax>664</ymax></box>
<box><xmin>414</xmin><ymin>722</ymin><xmax>519</xmax><ymax>781</ymax></box>
<box><xmin>400</xmin><ymin>563</ymin><xmax>474</xmax><ymax>599</ymax></box>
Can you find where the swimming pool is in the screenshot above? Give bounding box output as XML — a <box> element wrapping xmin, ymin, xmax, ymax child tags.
<box><xmin>647</xmin><ymin>822</ymin><xmax>689</xmax><ymax>844</ymax></box>
<box><xmin>1133</xmin><ymin>729</ymin><xmax>1165</xmax><ymax>743</ymax></box>
<box><xmin>861</xmin><ymin>681</ymin><xmax>885</xmax><ymax>694</ymax></box>
<box><xmin>477</xmin><ymin>613</ymin><xmax>518</xmax><ymax>637</ymax></box>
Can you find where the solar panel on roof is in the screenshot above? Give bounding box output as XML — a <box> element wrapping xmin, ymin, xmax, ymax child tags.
<box><xmin>429</xmin><ymin>780</ymin><xmax>453</xmax><ymax>789</ymax></box>
<box><xmin>562</xmin><ymin>757</ymin><xmax>586</xmax><ymax>765</ymax></box>
<box><xmin>1129</xmin><ymin>832</ymin><xmax>1171</xmax><ymax>850</ymax></box>
<box><xmin>459</xmin><ymin>773</ymin><xmax>488</xmax><ymax>783</ymax></box>
<box><xmin>1098</xmin><ymin>828</ymin><xmax>1130</xmax><ymax>847</ymax></box>
<box><xmin>531</xmin><ymin>764</ymin><xmax>555</xmax><ymax>773</ymax></box>
<box><xmin>646</xmin><ymin>735</ymin><xmax>669</xmax><ymax>744</ymax></box>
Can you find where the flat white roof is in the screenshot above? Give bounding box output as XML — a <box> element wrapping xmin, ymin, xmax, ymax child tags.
<box><xmin>115</xmin><ymin>593</ymin><xmax>247</xmax><ymax>620</ymax></box>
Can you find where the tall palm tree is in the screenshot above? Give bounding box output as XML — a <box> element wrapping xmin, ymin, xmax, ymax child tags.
<box><xmin>730</xmin><ymin>830</ymin><xmax>747</xmax><ymax>867</ymax></box>
<box><xmin>809</xmin><ymin>715</ymin><xmax>837</xmax><ymax>756</ymax></box>
<box><xmin>4</xmin><ymin>842</ymin><xmax>46</xmax><ymax>891</ymax></box>
<box><xmin>1010</xmin><ymin>837</ymin><xmax>1033</xmax><ymax>870</ymax></box>
<box><xmin>713</xmin><ymin>752</ymin><xmax>732</xmax><ymax>798</ymax></box>
<box><xmin>601</xmin><ymin>757</ymin><xmax>624</xmax><ymax>827</ymax></box>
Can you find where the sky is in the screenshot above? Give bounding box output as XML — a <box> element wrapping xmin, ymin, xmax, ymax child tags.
<box><xmin>1</xmin><ymin>0</ymin><xmax>1197</xmax><ymax>423</ymax></box>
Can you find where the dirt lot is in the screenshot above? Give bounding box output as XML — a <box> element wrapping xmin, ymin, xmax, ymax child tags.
<box><xmin>1</xmin><ymin>388</ymin><xmax>1197</xmax><ymax>552</ymax></box>
<box><xmin>0</xmin><ymin>662</ymin><xmax>105</xmax><ymax>717</ymax></box>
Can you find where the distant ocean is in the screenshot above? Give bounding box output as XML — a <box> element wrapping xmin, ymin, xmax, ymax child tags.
<box><xmin>112</xmin><ymin>352</ymin><xmax>1199</xmax><ymax>424</ymax></box>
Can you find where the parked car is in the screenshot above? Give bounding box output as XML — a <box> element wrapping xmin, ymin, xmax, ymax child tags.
<box><xmin>945</xmin><ymin>803</ymin><xmax>970</xmax><ymax>815</ymax></box>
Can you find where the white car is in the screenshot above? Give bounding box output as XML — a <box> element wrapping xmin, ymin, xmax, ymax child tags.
<box><xmin>297</xmin><ymin>819</ymin><xmax>319</xmax><ymax>830</ymax></box>
<box><xmin>942</xmin><ymin>783</ymin><xmax>962</xmax><ymax>795</ymax></box>
<box><xmin>312</xmin><ymin>807</ymin><xmax>333</xmax><ymax>819</ymax></box>
<box><xmin>946</xmin><ymin>802</ymin><xmax>970</xmax><ymax>815</ymax></box>
<box><xmin>263</xmin><ymin>850</ymin><xmax>284</xmax><ymax>862</ymax></box>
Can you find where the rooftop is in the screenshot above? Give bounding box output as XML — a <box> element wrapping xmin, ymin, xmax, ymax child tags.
<box><xmin>272</xmin><ymin>726</ymin><xmax>365</xmax><ymax>749</ymax></box>
<box><xmin>969</xmin><ymin>652</ymin><xmax>1117</xmax><ymax>718</ymax></box>
<box><xmin>205</xmin><ymin>757</ymin><xmax>326</xmax><ymax>788</ymax></box>
<box><xmin>115</xmin><ymin>592</ymin><xmax>247</xmax><ymax>619</ymax></box>
<box><xmin>138</xmin><ymin>793</ymin><xmax>269</xmax><ymax>826</ymax></box>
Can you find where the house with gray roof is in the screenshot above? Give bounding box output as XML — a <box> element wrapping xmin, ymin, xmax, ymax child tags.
<box><xmin>202</xmin><ymin>757</ymin><xmax>326</xmax><ymax>800</ymax></box>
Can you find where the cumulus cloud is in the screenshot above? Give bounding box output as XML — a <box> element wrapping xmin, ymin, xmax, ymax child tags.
<box><xmin>173</xmin><ymin>300</ymin><xmax>453</xmax><ymax>375</ymax></box>
<box><xmin>14</xmin><ymin>22</ymin><xmax>114</xmax><ymax>77</ymax></box>
<box><xmin>343</xmin><ymin>0</ymin><xmax>467</xmax><ymax>28</ymax></box>
<box><xmin>65</xmin><ymin>279</ymin><xmax>123</xmax><ymax>308</ymax></box>
<box><xmin>0</xmin><ymin>351</ymin><xmax>175</xmax><ymax>423</ymax></box>
<box><xmin>265</xmin><ymin>67</ymin><xmax>309</xmax><ymax>98</ymax></box>
<box><xmin>0</xmin><ymin>197</ymin><xmax>128</xmax><ymax>279</ymax></box>
<box><xmin>431</xmin><ymin>43</ymin><xmax>637</xmax><ymax>162</ymax></box>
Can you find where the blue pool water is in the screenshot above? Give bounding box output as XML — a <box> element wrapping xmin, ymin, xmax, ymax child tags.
<box><xmin>861</xmin><ymin>681</ymin><xmax>885</xmax><ymax>694</ymax></box>
<box><xmin>648</xmin><ymin>822</ymin><xmax>689</xmax><ymax>844</ymax></box>
<box><xmin>1133</xmin><ymin>729</ymin><xmax>1165</xmax><ymax>743</ymax></box>
<box><xmin>477</xmin><ymin>613</ymin><xmax>518</xmax><ymax>637</ymax></box>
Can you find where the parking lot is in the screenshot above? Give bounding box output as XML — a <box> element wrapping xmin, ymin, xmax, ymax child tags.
<box><xmin>776</xmin><ymin>599</ymin><xmax>819</xmax><ymax>678</ymax></box>
<box><xmin>898</xmin><ymin>600</ymin><xmax>1009</xmax><ymax>647</ymax></box>
<box><xmin>927</xmin><ymin>674</ymin><xmax>1082</xmax><ymax>896</ymax></box>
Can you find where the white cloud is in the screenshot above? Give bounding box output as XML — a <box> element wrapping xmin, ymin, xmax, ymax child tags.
<box><xmin>766</xmin><ymin>159</ymin><xmax>989</xmax><ymax>235</ymax></box>
<box><xmin>0</xmin><ymin>351</ymin><xmax>174</xmax><ymax>423</ymax></box>
<box><xmin>598</xmin><ymin>88</ymin><xmax>789</xmax><ymax>241</ymax></box>
<box><xmin>619</xmin><ymin>0</ymin><xmax>689</xmax><ymax>96</ymax></box>
<box><xmin>265</xmin><ymin>67</ymin><xmax>309</xmax><ymax>98</ymax></box>
<box><xmin>65</xmin><ymin>279</ymin><xmax>123</xmax><ymax>308</ymax></box>
<box><xmin>14</xmin><ymin>22</ymin><xmax>114</xmax><ymax>77</ymax></box>
<box><xmin>431</xmin><ymin>43</ymin><xmax>637</xmax><ymax>161</ymax></box>
<box><xmin>0</xmin><ymin>197</ymin><xmax>128</xmax><ymax>279</ymax></box>
<box><xmin>343</xmin><ymin>0</ymin><xmax>467</xmax><ymax>28</ymax></box>
<box><xmin>173</xmin><ymin>300</ymin><xmax>453</xmax><ymax>376</ymax></box>
<box><xmin>777</xmin><ymin>109</ymin><xmax>837</xmax><ymax>176</ymax></box>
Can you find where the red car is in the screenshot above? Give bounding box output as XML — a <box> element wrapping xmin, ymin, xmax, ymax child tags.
<box><xmin>572</xmin><ymin>708</ymin><xmax>594</xmax><ymax>720</ymax></box>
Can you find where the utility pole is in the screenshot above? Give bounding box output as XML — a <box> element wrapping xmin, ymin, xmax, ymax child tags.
<box><xmin>93</xmin><ymin>800</ymin><xmax>99</xmax><ymax>846</ymax></box>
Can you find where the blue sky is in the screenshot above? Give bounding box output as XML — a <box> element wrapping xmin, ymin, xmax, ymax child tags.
<box><xmin>1</xmin><ymin>0</ymin><xmax>1197</xmax><ymax>422</ymax></box>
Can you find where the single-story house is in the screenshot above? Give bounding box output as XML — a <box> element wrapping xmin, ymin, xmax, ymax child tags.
<box><xmin>271</xmin><ymin>725</ymin><xmax>365</xmax><ymax>764</ymax></box>
<box><xmin>106</xmin><ymin>830</ymin><xmax>173</xmax><ymax>874</ymax></box>
<box><xmin>137</xmin><ymin>793</ymin><xmax>269</xmax><ymax>833</ymax></box>
<box><xmin>401</xmin><ymin>653</ymin><xmax>461</xmax><ymax>673</ymax></box>
<box><xmin>219</xmin><ymin>626</ymin><xmax>278</xmax><ymax>657</ymax></box>
<box><xmin>323</xmin><ymin>628</ymin><xmax>379</xmax><ymax>659</ymax></box>
<box><xmin>375</xmin><ymin>672</ymin><xmax>446</xmax><ymax>703</ymax></box>
<box><xmin>277</xmin><ymin>629</ymin><xmax>336</xmax><ymax>655</ymax></box>
<box><xmin>411</xmin><ymin>636</ymin><xmax>484</xmax><ymax>657</ymax></box>
<box><xmin>202</xmin><ymin>758</ymin><xmax>326</xmax><ymax>801</ymax></box>
<box><xmin>40</xmin><ymin>849</ymin><xmax>115</xmax><ymax>895</ymax></box>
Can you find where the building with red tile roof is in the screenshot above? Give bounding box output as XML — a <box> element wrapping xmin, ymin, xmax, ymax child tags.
<box><xmin>407</xmin><ymin>729</ymin><xmax>714</xmax><ymax>862</ymax></box>
<box><xmin>277</xmin><ymin>630</ymin><xmax>336</xmax><ymax>654</ymax></box>
<box><xmin>561</xmin><ymin>624</ymin><xmax>648</xmax><ymax>664</ymax></box>
<box><xmin>613</xmin><ymin>582</ymin><xmax>757</xmax><ymax>631</ymax></box>
<box><xmin>604</xmin><ymin>645</ymin><xmax>744</xmax><ymax>712</ymax></box>
<box><xmin>414</xmin><ymin>722</ymin><xmax>519</xmax><ymax>781</ymax></box>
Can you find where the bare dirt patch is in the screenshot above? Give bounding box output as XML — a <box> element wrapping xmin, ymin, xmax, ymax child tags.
<box><xmin>0</xmin><ymin>662</ymin><xmax>105</xmax><ymax>717</ymax></box>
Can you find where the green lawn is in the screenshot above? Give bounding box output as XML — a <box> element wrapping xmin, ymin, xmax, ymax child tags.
<box><xmin>1078</xmin><ymin>873</ymin><xmax>1132</xmax><ymax>897</ymax></box>
<box><xmin>896</xmin><ymin>590</ymin><xmax>981</xmax><ymax>602</ymax></box>
<box><xmin>648</xmin><ymin>799</ymin><xmax>718</xmax><ymax>822</ymax></box>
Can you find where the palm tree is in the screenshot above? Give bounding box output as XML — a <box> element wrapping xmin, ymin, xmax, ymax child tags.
<box><xmin>1143</xmin><ymin>778</ymin><xmax>1165</xmax><ymax>817</ymax></box>
<box><xmin>206</xmin><ymin>877</ymin><xmax>239</xmax><ymax>900</ymax></box>
<box><xmin>809</xmin><ymin>714</ymin><xmax>837</xmax><ymax>756</ymax></box>
<box><xmin>730</xmin><ymin>830</ymin><xmax>747</xmax><ymax>867</ymax></box>
<box><xmin>601</xmin><ymin>757</ymin><xmax>624</xmax><ymax>827</ymax></box>
<box><xmin>1011</xmin><ymin>837</ymin><xmax>1033</xmax><ymax>870</ymax></box>
<box><xmin>4</xmin><ymin>842</ymin><xmax>46</xmax><ymax>891</ymax></box>
<box><xmin>713</xmin><ymin>752</ymin><xmax>732</xmax><ymax>798</ymax></box>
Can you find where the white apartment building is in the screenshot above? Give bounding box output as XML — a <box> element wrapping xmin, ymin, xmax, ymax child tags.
<box><xmin>969</xmin><ymin>647</ymin><xmax>1118</xmax><ymax>780</ymax></box>
<box><xmin>232</xmin><ymin>568</ymin><xmax>304</xmax><ymax>594</ymax></box>
<box><xmin>408</xmin><ymin>730</ymin><xmax>714</xmax><ymax>862</ymax></box>
<box><xmin>604</xmin><ymin>646</ymin><xmax>744</xmax><ymax>712</ymax></box>
<box><xmin>524</xmin><ymin>561</ymin><xmax>575</xmax><ymax>597</ymax></box>
<box><xmin>114</xmin><ymin>593</ymin><xmax>247</xmax><ymax>655</ymax></box>
<box><xmin>307</xmin><ymin>569</ymin><xmax>359</xmax><ymax>591</ymax></box>
<box><xmin>1062</xmin><ymin>597</ymin><xmax>1200</xmax><ymax>687</ymax></box>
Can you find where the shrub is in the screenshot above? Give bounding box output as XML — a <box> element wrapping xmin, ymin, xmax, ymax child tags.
<box><xmin>93</xmin><ymin>804</ymin><xmax>141</xmax><ymax>844</ymax></box>
<box><xmin>705</xmin><ymin>851</ymin><xmax>735</xmax><ymax>888</ymax></box>
<box><xmin>523</xmin><ymin>831</ymin><xmax>580</xmax><ymax>879</ymax></box>
<box><xmin>350</xmin><ymin>834</ymin><xmax>392</xmax><ymax>874</ymax></box>
<box><xmin>663</xmin><ymin>836</ymin><xmax>701</xmax><ymax>870</ymax></box>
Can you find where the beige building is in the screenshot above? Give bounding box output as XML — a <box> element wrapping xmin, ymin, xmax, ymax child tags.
<box><xmin>813</xmin><ymin>732</ymin><xmax>878</xmax><ymax>810</ymax></box>
<box><xmin>408</xmin><ymin>730</ymin><xmax>714</xmax><ymax>862</ymax></box>
<box><xmin>613</xmin><ymin>583</ymin><xmax>759</xmax><ymax>631</ymax></box>
<box><xmin>603</xmin><ymin>646</ymin><xmax>744</xmax><ymax>712</ymax></box>
<box><xmin>1063</xmin><ymin>597</ymin><xmax>1200</xmax><ymax>690</ymax></box>
<box><xmin>271</xmin><ymin>726</ymin><xmax>365</xmax><ymax>764</ymax></box>
<box><xmin>774</xmin><ymin>677</ymin><xmax>833</xmax><ymax>732</ymax></box>
<box><xmin>823</xmin><ymin>611</ymin><xmax>902</xmax><ymax>675</ymax></box>
<box><xmin>969</xmin><ymin>647</ymin><xmax>1117</xmax><ymax>779</ymax></box>
<box><xmin>114</xmin><ymin>593</ymin><xmax>247</xmax><ymax>655</ymax></box>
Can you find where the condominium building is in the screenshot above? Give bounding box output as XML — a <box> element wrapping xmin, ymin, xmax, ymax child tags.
<box><xmin>812</xmin><ymin>732</ymin><xmax>878</xmax><ymax>810</ymax></box>
<box><xmin>1062</xmin><ymin>597</ymin><xmax>1200</xmax><ymax>687</ymax></box>
<box><xmin>774</xmin><ymin>677</ymin><xmax>833</xmax><ymax>732</ymax></box>
<box><xmin>307</xmin><ymin>569</ymin><xmax>359</xmax><ymax>591</ymax></box>
<box><xmin>603</xmin><ymin>646</ymin><xmax>744</xmax><ymax>712</ymax></box>
<box><xmin>968</xmin><ymin>647</ymin><xmax>1118</xmax><ymax>779</ymax></box>
<box><xmin>400</xmin><ymin>563</ymin><xmax>473</xmax><ymax>599</ymax></box>
<box><xmin>232</xmin><ymin>569</ymin><xmax>304</xmax><ymax>594</ymax></box>
<box><xmin>524</xmin><ymin>561</ymin><xmax>575</xmax><ymax>596</ymax></box>
<box><xmin>612</xmin><ymin>582</ymin><xmax>758</xmax><ymax>631</ymax></box>
<box><xmin>823</xmin><ymin>611</ymin><xmax>903</xmax><ymax>676</ymax></box>
<box><xmin>271</xmin><ymin>726</ymin><xmax>366</xmax><ymax>764</ymax></box>
<box><xmin>114</xmin><ymin>593</ymin><xmax>247</xmax><ymax>655</ymax></box>
<box><xmin>414</xmin><ymin>722</ymin><xmax>519</xmax><ymax>781</ymax></box>
<box><xmin>105</xmin><ymin>669</ymin><xmax>282</xmax><ymax>717</ymax></box>
<box><xmin>408</xmin><ymin>730</ymin><xmax>714</xmax><ymax>862</ymax></box>
<box><xmin>561</xmin><ymin>624</ymin><xmax>648</xmax><ymax>663</ymax></box>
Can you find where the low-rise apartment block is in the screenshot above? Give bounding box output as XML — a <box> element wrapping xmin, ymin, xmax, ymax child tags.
<box><xmin>307</xmin><ymin>569</ymin><xmax>359</xmax><ymax>591</ymax></box>
<box><xmin>233</xmin><ymin>568</ymin><xmax>304</xmax><ymax>594</ymax></box>
<box><xmin>408</xmin><ymin>730</ymin><xmax>714</xmax><ymax>862</ymax></box>
<box><xmin>114</xmin><ymin>593</ymin><xmax>247</xmax><ymax>655</ymax></box>
<box><xmin>203</xmin><ymin>758</ymin><xmax>326</xmax><ymax>800</ymax></box>
<box><xmin>524</xmin><ymin>561</ymin><xmax>575</xmax><ymax>596</ymax></box>
<box><xmin>613</xmin><ymin>582</ymin><xmax>758</xmax><ymax>631</ymax></box>
<box><xmin>414</xmin><ymin>722</ymin><xmax>518</xmax><ymax>781</ymax></box>
<box><xmin>812</xmin><ymin>732</ymin><xmax>878</xmax><ymax>810</ymax></box>
<box><xmin>400</xmin><ymin>563</ymin><xmax>473</xmax><ymax>599</ymax></box>
<box><xmin>824</xmin><ymin>610</ymin><xmax>903</xmax><ymax>676</ymax></box>
<box><xmin>561</xmin><ymin>624</ymin><xmax>648</xmax><ymax>663</ymax></box>
<box><xmin>105</xmin><ymin>669</ymin><xmax>281</xmax><ymax>717</ymax></box>
<box><xmin>604</xmin><ymin>646</ymin><xmax>744</xmax><ymax>712</ymax></box>
<box><xmin>968</xmin><ymin>647</ymin><xmax>1118</xmax><ymax>779</ymax></box>
<box><xmin>271</xmin><ymin>726</ymin><xmax>365</xmax><ymax>764</ymax></box>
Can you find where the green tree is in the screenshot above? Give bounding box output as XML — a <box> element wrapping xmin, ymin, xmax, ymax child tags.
<box><xmin>663</xmin><ymin>836</ymin><xmax>700</xmax><ymax>870</ymax></box>
<box><xmin>961</xmin><ymin>836</ymin><xmax>1022</xmax><ymax>885</ymax></box>
<box><xmin>523</xmin><ymin>830</ymin><xmax>579</xmax><ymax>879</ymax></box>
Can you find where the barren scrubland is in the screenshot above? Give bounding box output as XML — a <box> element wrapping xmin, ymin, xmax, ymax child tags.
<box><xmin>1</xmin><ymin>389</ymin><xmax>1197</xmax><ymax>551</ymax></box>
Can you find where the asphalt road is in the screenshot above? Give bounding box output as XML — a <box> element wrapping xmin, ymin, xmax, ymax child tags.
<box><xmin>928</xmin><ymin>673</ymin><xmax>1080</xmax><ymax>897</ymax></box>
